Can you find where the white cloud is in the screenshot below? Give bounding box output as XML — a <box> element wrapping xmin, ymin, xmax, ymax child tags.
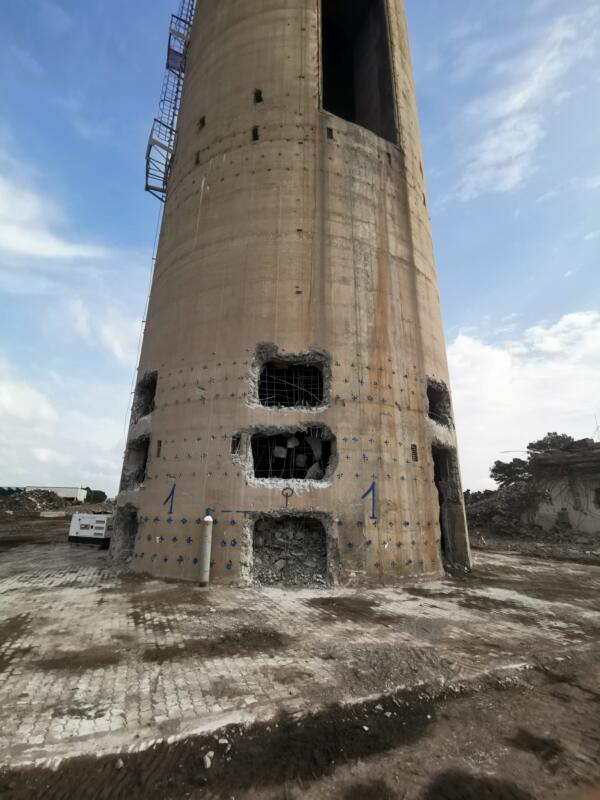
<box><xmin>33</xmin><ymin>448</ymin><xmax>73</xmax><ymax>466</ymax></box>
<box><xmin>584</xmin><ymin>231</ymin><xmax>600</xmax><ymax>241</ymax></box>
<box><xmin>449</xmin><ymin>311</ymin><xmax>600</xmax><ymax>490</ymax></box>
<box><xmin>585</xmin><ymin>175</ymin><xmax>600</xmax><ymax>190</ymax></box>
<box><xmin>459</xmin><ymin>12</ymin><xmax>598</xmax><ymax>200</ymax></box>
<box><xmin>0</xmin><ymin>364</ymin><xmax>56</xmax><ymax>422</ymax></box>
<box><xmin>0</xmin><ymin>173</ymin><xmax>107</xmax><ymax>261</ymax></box>
<box><xmin>68</xmin><ymin>297</ymin><xmax>141</xmax><ymax>366</ymax></box>
<box><xmin>0</xmin><ymin>356</ymin><xmax>128</xmax><ymax>495</ymax></box>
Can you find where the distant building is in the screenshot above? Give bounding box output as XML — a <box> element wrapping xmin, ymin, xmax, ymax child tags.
<box><xmin>25</xmin><ymin>486</ymin><xmax>88</xmax><ymax>503</ymax></box>
<box><xmin>528</xmin><ymin>441</ymin><xmax>600</xmax><ymax>535</ymax></box>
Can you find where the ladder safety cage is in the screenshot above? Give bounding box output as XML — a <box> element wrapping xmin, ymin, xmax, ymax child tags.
<box><xmin>145</xmin><ymin>0</ymin><xmax>197</xmax><ymax>201</ymax></box>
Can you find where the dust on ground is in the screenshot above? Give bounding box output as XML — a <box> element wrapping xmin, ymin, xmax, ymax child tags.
<box><xmin>1</xmin><ymin>654</ymin><xmax>599</xmax><ymax>800</ymax></box>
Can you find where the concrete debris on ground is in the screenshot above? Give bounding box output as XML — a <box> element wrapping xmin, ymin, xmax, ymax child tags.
<box><xmin>253</xmin><ymin>516</ymin><xmax>328</xmax><ymax>586</ymax></box>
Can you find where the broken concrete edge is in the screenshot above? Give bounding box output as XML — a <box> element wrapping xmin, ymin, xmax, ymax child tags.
<box><xmin>246</xmin><ymin>342</ymin><xmax>333</xmax><ymax>412</ymax></box>
<box><xmin>109</xmin><ymin>503</ymin><xmax>139</xmax><ymax>564</ymax></box>
<box><xmin>231</xmin><ymin>422</ymin><xmax>338</xmax><ymax>486</ymax></box>
<box><xmin>2</xmin><ymin>654</ymin><xmax>569</xmax><ymax>773</ymax></box>
<box><xmin>237</xmin><ymin>510</ymin><xmax>339</xmax><ymax>586</ymax></box>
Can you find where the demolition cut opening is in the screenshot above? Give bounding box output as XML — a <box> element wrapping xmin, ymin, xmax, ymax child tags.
<box><xmin>251</xmin><ymin>427</ymin><xmax>335</xmax><ymax>481</ymax></box>
<box><xmin>112</xmin><ymin>504</ymin><xmax>139</xmax><ymax>562</ymax></box>
<box><xmin>432</xmin><ymin>445</ymin><xmax>461</xmax><ymax>561</ymax></box>
<box><xmin>427</xmin><ymin>379</ymin><xmax>453</xmax><ymax>427</ymax></box>
<box><xmin>253</xmin><ymin>515</ymin><xmax>328</xmax><ymax>586</ymax></box>
<box><xmin>321</xmin><ymin>0</ymin><xmax>397</xmax><ymax>143</ymax></box>
<box><xmin>131</xmin><ymin>371</ymin><xmax>157</xmax><ymax>423</ymax></box>
<box><xmin>259</xmin><ymin>360</ymin><xmax>325</xmax><ymax>408</ymax></box>
<box><xmin>120</xmin><ymin>436</ymin><xmax>150</xmax><ymax>491</ymax></box>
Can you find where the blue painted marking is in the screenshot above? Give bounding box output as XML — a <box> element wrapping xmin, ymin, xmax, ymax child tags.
<box><xmin>193</xmin><ymin>558</ymin><xmax>199</xmax><ymax>565</ymax></box>
<box><xmin>186</xmin><ymin>536</ymin><xmax>193</xmax><ymax>545</ymax></box>
<box><xmin>361</xmin><ymin>481</ymin><xmax>377</xmax><ymax>520</ymax></box>
<box><xmin>226</xmin><ymin>560</ymin><xmax>233</xmax><ymax>571</ymax></box>
<box><xmin>367</xmin><ymin>539</ymin><xmax>373</xmax><ymax>546</ymax></box>
<box><xmin>171</xmin><ymin>536</ymin><xmax>177</xmax><ymax>543</ymax></box>
<box><xmin>229</xmin><ymin>519</ymin><xmax>237</xmax><ymax>527</ymax></box>
<box><xmin>347</xmin><ymin>542</ymin><xmax>354</xmax><ymax>549</ymax></box>
<box><xmin>181</xmin><ymin>518</ymin><xmax>188</xmax><ymax>524</ymax></box>
<box><xmin>163</xmin><ymin>484</ymin><xmax>176</xmax><ymax>514</ymax></box>
<box><xmin>177</xmin><ymin>555</ymin><xmax>183</xmax><ymax>563</ymax></box>
<box><xmin>230</xmin><ymin>539</ymin><xmax>238</xmax><ymax>547</ymax></box>
<box><xmin>220</xmin><ymin>539</ymin><xmax>227</xmax><ymax>548</ymax></box>
<box><xmin>195</xmin><ymin>518</ymin><xmax>202</xmax><ymax>525</ymax></box>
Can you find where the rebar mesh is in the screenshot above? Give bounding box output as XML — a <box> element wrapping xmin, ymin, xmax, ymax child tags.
<box><xmin>259</xmin><ymin>362</ymin><xmax>324</xmax><ymax>408</ymax></box>
<box><xmin>251</xmin><ymin>428</ymin><xmax>332</xmax><ymax>480</ymax></box>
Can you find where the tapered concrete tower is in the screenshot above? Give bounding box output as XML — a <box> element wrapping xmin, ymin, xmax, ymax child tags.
<box><xmin>113</xmin><ymin>0</ymin><xmax>471</xmax><ymax>585</ymax></box>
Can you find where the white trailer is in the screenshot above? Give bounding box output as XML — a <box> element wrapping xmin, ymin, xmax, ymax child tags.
<box><xmin>68</xmin><ymin>513</ymin><xmax>113</xmax><ymax>547</ymax></box>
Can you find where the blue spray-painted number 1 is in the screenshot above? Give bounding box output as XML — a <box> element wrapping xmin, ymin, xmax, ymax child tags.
<box><xmin>163</xmin><ymin>484</ymin><xmax>176</xmax><ymax>515</ymax></box>
<box><xmin>361</xmin><ymin>481</ymin><xmax>377</xmax><ymax>520</ymax></box>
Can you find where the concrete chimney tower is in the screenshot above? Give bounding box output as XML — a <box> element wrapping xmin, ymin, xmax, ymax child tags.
<box><xmin>112</xmin><ymin>0</ymin><xmax>471</xmax><ymax>585</ymax></box>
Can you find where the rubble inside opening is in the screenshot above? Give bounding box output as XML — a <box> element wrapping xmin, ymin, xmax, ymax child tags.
<box><xmin>120</xmin><ymin>436</ymin><xmax>150</xmax><ymax>491</ymax></box>
<box><xmin>259</xmin><ymin>361</ymin><xmax>325</xmax><ymax>408</ymax></box>
<box><xmin>110</xmin><ymin>504</ymin><xmax>139</xmax><ymax>563</ymax></box>
<box><xmin>253</xmin><ymin>516</ymin><xmax>328</xmax><ymax>586</ymax></box>
<box><xmin>427</xmin><ymin>379</ymin><xmax>453</xmax><ymax>427</ymax></box>
<box><xmin>251</xmin><ymin>427</ymin><xmax>335</xmax><ymax>481</ymax></box>
<box><xmin>131</xmin><ymin>372</ymin><xmax>157</xmax><ymax>423</ymax></box>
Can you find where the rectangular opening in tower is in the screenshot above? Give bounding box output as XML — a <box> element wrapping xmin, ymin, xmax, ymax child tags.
<box><xmin>432</xmin><ymin>445</ymin><xmax>462</xmax><ymax>560</ymax></box>
<box><xmin>259</xmin><ymin>362</ymin><xmax>324</xmax><ymax>407</ymax></box>
<box><xmin>321</xmin><ymin>0</ymin><xmax>397</xmax><ymax>143</ymax></box>
<box><xmin>427</xmin><ymin>379</ymin><xmax>453</xmax><ymax>427</ymax></box>
<box><xmin>251</xmin><ymin>428</ymin><xmax>334</xmax><ymax>480</ymax></box>
<box><xmin>120</xmin><ymin>436</ymin><xmax>150</xmax><ymax>491</ymax></box>
<box><xmin>132</xmin><ymin>371</ymin><xmax>157</xmax><ymax>423</ymax></box>
<box><xmin>253</xmin><ymin>516</ymin><xmax>328</xmax><ymax>586</ymax></box>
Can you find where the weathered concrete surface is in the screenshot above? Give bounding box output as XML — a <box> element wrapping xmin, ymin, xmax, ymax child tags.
<box><xmin>116</xmin><ymin>0</ymin><xmax>470</xmax><ymax>584</ymax></box>
<box><xmin>1</xmin><ymin>539</ymin><xmax>599</xmax><ymax>770</ymax></box>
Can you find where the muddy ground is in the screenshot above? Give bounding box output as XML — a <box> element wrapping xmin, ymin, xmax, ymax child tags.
<box><xmin>1</xmin><ymin>520</ymin><xmax>599</xmax><ymax>799</ymax></box>
<box><xmin>2</xmin><ymin>653</ymin><xmax>600</xmax><ymax>800</ymax></box>
<box><xmin>470</xmin><ymin>528</ymin><xmax>600</xmax><ymax>567</ymax></box>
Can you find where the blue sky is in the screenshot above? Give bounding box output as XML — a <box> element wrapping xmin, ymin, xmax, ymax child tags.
<box><xmin>0</xmin><ymin>0</ymin><xmax>599</xmax><ymax>494</ymax></box>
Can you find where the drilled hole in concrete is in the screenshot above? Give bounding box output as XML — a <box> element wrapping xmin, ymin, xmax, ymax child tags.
<box><xmin>252</xmin><ymin>125</ymin><xmax>259</xmax><ymax>141</ymax></box>
<box><xmin>254</xmin><ymin>88</ymin><xmax>263</xmax><ymax>103</ymax></box>
<box><xmin>251</xmin><ymin>427</ymin><xmax>335</xmax><ymax>481</ymax></box>
<box><xmin>253</xmin><ymin>515</ymin><xmax>328</xmax><ymax>586</ymax></box>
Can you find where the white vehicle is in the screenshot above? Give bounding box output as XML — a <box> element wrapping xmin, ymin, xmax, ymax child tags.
<box><xmin>69</xmin><ymin>513</ymin><xmax>113</xmax><ymax>548</ymax></box>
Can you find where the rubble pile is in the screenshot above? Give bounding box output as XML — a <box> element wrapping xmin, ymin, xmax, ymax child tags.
<box><xmin>0</xmin><ymin>489</ymin><xmax>65</xmax><ymax>516</ymax></box>
<box><xmin>253</xmin><ymin>516</ymin><xmax>328</xmax><ymax>587</ymax></box>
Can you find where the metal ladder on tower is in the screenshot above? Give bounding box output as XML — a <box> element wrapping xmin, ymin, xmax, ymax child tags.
<box><xmin>145</xmin><ymin>0</ymin><xmax>197</xmax><ymax>201</ymax></box>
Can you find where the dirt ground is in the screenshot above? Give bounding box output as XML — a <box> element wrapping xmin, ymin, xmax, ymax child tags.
<box><xmin>1</xmin><ymin>521</ymin><xmax>599</xmax><ymax>800</ymax></box>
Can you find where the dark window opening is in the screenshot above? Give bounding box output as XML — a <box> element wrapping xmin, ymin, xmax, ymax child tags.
<box><xmin>594</xmin><ymin>488</ymin><xmax>600</xmax><ymax>509</ymax></box>
<box><xmin>251</xmin><ymin>428</ymin><xmax>335</xmax><ymax>480</ymax></box>
<box><xmin>254</xmin><ymin>88</ymin><xmax>263</xmax><ymax>103</ymax></box>
<box><xmin>156</xmin><ymin>440</ymin><xmax>162</xmax><ymax>458</ymax></box>
<box><xmin>322</xmin><ymin>0</ymin><xmax>397</xmax><ymax>143</ymax></box>
<box><xmin>252</xmin><ymin>125</ymin><xmax>259</xmax><ymax>141</ymax></box>
<box><xmin>120</xmin><ymin>436</ymin><xmax>150</xmax><ymax>491</ymax></box>
<box><xmin>259</xmin><ymin>361</ymin><xmax>324</xmax><ymax>407</ymax></box>
<box><xmin>411</xmin><ymin>444</ymin><xmax>419</xmax><ymax>462</ymax></box>
<box><xmin>427</xmin><ymin>379</ymin><xmax>453</xmax><ymax>427</ymax></box>
<box><xmin>432</xmin><ymin>445</ymin><xmax>468</xmax><ymax>568</ymax></box>
<box><xmin>253</xmin><ymin>515</ymin><xmax>328</xmax><ymax>586</ymax></box>
<box><xmin>327</xmin><ymin>126</ymin><xmax>334</xmax><ymax>140</ymax></box>
<box><xmin>132</xmin><ymin>371</ymin><xmax>157</xmax><ymax>423</ymax></box>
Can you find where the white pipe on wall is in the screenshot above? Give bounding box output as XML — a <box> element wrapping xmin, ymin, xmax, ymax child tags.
<box><xmin>199</xmin><ymin>515</ymin><xmax>214</xmax><ymax>587</ymax></box>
